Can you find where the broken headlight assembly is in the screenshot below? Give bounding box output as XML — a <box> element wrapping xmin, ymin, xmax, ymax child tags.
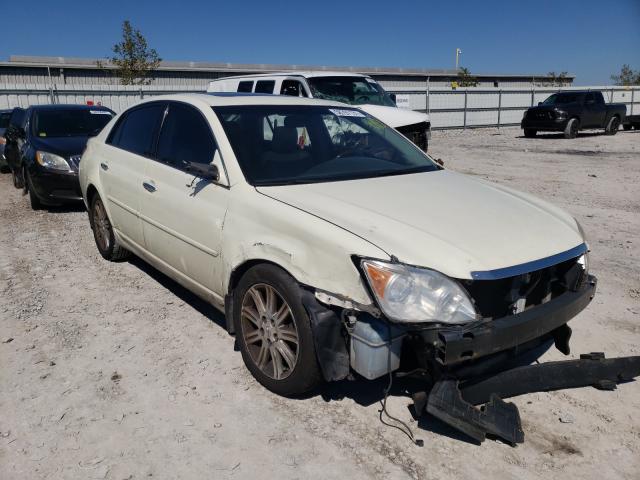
<box><xmin>361</xmin><ymin>259</ymin><xmax>476</xmax><ymax>324</ymax></box>
<box><xmin>574</xmin><ymin>218</ymin><xmax>590</xmax><ymax>276</ymax></box>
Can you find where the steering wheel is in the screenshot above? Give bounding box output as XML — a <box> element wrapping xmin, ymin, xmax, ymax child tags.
<box><xmin>356</xmin><ymin>95</ymin><xmax>370</xmax><ymax>103</ymax></box>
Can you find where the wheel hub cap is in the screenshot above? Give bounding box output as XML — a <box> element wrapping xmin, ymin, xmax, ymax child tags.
<box><xmin>241</xmin><ymin>284</ymin><xmax>299</xmax><ymax>380</ymax></box>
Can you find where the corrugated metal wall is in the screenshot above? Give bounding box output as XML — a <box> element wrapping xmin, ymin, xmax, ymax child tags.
<box><xmin>1</xmin><ymin>83</ymin><xmax>637</xmax><ymax>130</ymax></box>
<box><xmin>387</xmin><ymin>86</ymin><xmax>639</xmax><ymax>128</ymax></box>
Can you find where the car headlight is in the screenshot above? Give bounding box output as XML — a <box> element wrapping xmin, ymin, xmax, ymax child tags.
<box><xmin>577</xmin><ymin>252</ymin><xmax>589</xmax><ymax>276</ymax></box>
<box><xmin>36</xmin><ymin>151</ymin><xmax>71</xmax><ymax>172</ymax></box>
<box><xmin>574</xmin><ymin>218</ymin><xmax>590</xmax><ymax>276</ymax></box>
<box><xmin>555</xmin><ymin>109</ymin><xmax>568</xmax><ymax>119</ymax></box>
<box><xmin>361</xmin><ymin>259</ymin><xmax>477</xmax><ymax>324</ymax></box>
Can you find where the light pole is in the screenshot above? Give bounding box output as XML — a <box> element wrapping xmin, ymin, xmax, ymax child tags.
<box><xmin>455</xmin><ymin>48</ymin><xmax>462</xmax><ymax>70</ymax></box>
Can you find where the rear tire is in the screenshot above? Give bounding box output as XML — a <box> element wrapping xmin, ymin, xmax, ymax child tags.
<box><xmin>605</xmin><ymin>116</ymin><xmax>620</xmax><ymax>135</ymax></box>
<box><xmin>89</xmin><ymin>194</ymin><xmax>131</xmax><ymax>261</ymax></box>
<box><xmin>233</xmin><ymin>264</ymin><xmax>323</xmax><ymax>396</ymax></box>
<box><xmin>564</xmin><ymin>118</ymin><xmax>579</xmax><ymax>139</ymax></box>
<box><xmin>524</xmin><ymin>128</ymin><xmax>537</xmax><ymax>138</ymax></box>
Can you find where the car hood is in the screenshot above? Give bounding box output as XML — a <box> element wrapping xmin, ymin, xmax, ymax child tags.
<box><xmin>31</xmin><ymin>135</ymin><xmax>91</xmax><ymax>158</ymax></box>
<box><xmin>358</xmin><ymin>104</ymin><xmax>430</xmax><ymax>128</ymax></box>
<box><xmin>256</xmin><ymin>170</ymin><xmax>583</xmax><ymax>280</ymax></box>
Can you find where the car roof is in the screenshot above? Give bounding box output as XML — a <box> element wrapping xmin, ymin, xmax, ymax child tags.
<box><xmin>134</xmin><ymin>93</ymin><xmax>352</xmax><ymax>108</ymax></box>
<box><xmin>211</xmin><ymin>71</ymin><xmax>372</xmax><ymax>81</ymax></box>
<box><xmin>28</xmin><ymin>104</ymin><xmax>114</xmax><ymax>111</ymax></box>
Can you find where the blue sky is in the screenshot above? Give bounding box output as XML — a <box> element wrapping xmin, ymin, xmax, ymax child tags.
<box><xmin>1</xmin><ymin>0</ymin><xmax>639</xmax><ymax>85</ymax></box>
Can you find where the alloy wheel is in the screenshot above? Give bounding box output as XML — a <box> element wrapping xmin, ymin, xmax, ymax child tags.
<box><xmin>241</xmin><ymin>284</ymin><xmax>299</xmax><ymax>380</ymax></box>
<box><xmin>93</xmin><ymin>199</ymin><xmax>111</xmax><ymax>251</ymax></box>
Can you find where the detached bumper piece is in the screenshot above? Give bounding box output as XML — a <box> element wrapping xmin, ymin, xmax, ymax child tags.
<box><xmin>419</xmin><ymin>352</ymin><xmax>640</xmax><ymax>445</ymax></box>
<box><xmin>426</xmin><ymin>379</ymin><xmax>524</xmax><ymax>446</ymax></box>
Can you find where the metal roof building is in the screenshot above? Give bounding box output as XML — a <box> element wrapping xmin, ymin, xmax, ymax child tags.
<box><xmin>0</xmin><ymin>55</ymin><xmax>573</xmax><ymax>89</ymax></box>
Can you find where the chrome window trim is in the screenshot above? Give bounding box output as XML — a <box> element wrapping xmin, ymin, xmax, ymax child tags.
<box><xmin>470</xmin><ymin>243</ymin><xmax>587</xmax><ymax>280</ymax></box>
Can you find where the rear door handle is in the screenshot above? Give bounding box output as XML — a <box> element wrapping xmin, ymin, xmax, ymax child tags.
<box><xmin>100</xmin><ymin>162</ymin><xmax>109</xmax><ymax>171</ymax></box>
<box><xmin>142</xmin><ymin>181</ymin><xmax>156</xmax><ymax>193</ymax></box>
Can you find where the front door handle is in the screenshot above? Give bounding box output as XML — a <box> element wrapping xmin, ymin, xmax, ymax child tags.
<box><xmin>100</xmin><ymin>162</ymin><xmax>109</xmax><ymax>171</ymax></box>
<box><xmin>142</xmin><ymin>181</ymin><xmax>156</xmax><ymax>193</ymax></box>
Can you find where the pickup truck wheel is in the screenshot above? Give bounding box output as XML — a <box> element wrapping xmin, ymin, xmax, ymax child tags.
<box><xmin>89</xmin><ymin>194</ymin><xmax>131</xmax><ymax>261</ymax></box>
<box><xmin>524</xmin><ymin>128</ymin><xmax>537</xmax><ymax>138</ymax></box>
<box><xmin>233</xmin><ymin>264</ymin><xmax>322</xmax><ymax>396</ymax></box>
<box><xmin>564</xmin><ymin>118</ymin><xmax>579</xmax><ymax>139</ymax></box>
<box><xmin>605</xmin><ymin>116</ymin><xmax>620</xmax><ymax>135</ymax></box>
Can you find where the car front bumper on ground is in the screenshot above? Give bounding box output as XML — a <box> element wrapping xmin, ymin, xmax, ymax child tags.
<box><xmin>29</xmin><ymin>168</ymin><xmax>83</xmax><ymax>204</ymax></box>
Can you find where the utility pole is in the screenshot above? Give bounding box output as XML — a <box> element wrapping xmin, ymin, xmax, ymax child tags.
<box><xmin>455</xmin><ymin>48</ymin><xmax>462</xmax><ymax>70</ymax></box>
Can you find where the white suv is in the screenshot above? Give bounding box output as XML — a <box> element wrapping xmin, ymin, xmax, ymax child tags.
<box><xmin>207</xmin><ymin>72</ymin><xmax>431</xmax><ymax>151</ymax></box>
<box><xmin>80</xmin><ymin>94</ymin><xmax>595</xmax><ymax>411</ymax></box>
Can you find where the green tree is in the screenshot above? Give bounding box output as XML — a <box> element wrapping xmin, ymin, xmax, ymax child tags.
<box><xmin>98</xmin><ymin>20</ymin><xmax>161</xmax><ymax>85</ymax></box>
<box><xmin>457</xmin><ymin>67</ymin><xmax>478</xmax><ymax>87</ymax></box>
<box><xmin>610</xmin><ymin>64</ymin><xmax>640</xmax><ymax>86</ymax></box>
<box><xmin>545</xmin><ymin>72</ymin><xmax>570</xmax><ymax>87</ymax></box>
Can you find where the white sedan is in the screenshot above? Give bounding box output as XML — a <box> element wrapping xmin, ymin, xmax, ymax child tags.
<box><xmin>79</xmin><ymin>93</ymin><xmax>595</xmax><ymax>399</ymax></box>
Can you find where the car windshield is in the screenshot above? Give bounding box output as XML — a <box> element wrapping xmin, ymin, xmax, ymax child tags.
<box><xmin>32</xmin><ymin>108</ymin><xmax>114</xmax><ymax>138</ymax></box>
<box><xmin>214</xmin><ymin>105</ymin><xmax>438</xmax><ymax>186</ymax></box>
<box><xmin>307</xmin><ymin>76</ymin><xmax>396</xmax><ymax>107</ymax></box>
<box><xmin>542</xmin><ymin>93</ymin><xmax>582</xmax><ymax>105</ymax></box>
<box><xmin>0</xmin><ymin>112</ymin><xmax>10</xmax><ymax>129</ymax></box>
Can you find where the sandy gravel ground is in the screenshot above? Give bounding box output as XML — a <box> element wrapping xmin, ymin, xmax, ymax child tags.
<box><xmin>1</xmin><ymin>127</ymin><xmax>639</xmax><ymax>480</ymax></box>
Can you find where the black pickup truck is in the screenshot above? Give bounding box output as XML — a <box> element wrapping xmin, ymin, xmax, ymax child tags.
<box><xmin>521</xmin><ymin>90</ymin><xmax>626</xmax><ymax>139</ymax></box>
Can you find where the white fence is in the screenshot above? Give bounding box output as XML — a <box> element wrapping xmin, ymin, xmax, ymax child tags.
<box><xmin>387</xmin><ymin>85</ymin><xmax>639</xmax><ymax>129</ymax></box>
<box><xmin>1</xmin><ymin>83</ymin><xmax>638</xmax><ymax>130</ymax></box>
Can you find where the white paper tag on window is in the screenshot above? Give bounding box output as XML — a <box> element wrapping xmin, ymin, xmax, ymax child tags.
<box><xmin>90</xmin><ymin>110</ymin><xmax>112</xmax><ymax>115</ymax></box>
<box><xmin>329</xmin><ymin>108</ymin><xmax>365</xmax><ymax>118</ymax></box>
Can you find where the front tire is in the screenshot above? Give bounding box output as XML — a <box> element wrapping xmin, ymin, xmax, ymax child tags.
<box><xmin>605</xmin><ymin>116</ymin><xmax>620</xmax><ymax>135</ymax></box>
<box><xmin>524</xmin><ymin>128</ymin><xmax>537</xmax><ymax>138</ymax></box>
<box><xmin>12</xmin><ymin>168</ymin><xmax>24</xmax><ymax>189</ymax></box>
<box><xmin>25</xmin><ymin>171</ymin><xmax>42</xmax><ymax>210</ymax></box>
<box><xmin>233</xmin><ymin>264</ymin><xmax>322</xmax><ymax>396</ymax></box>
<box><xmin>89</xmin><ymin>194</ymin><xmax>130</xmax><ymax>261</ymax></box>
<box><xmin>564</xmin><ymin>118</ymin><xmax>579</xmax><ymax>139</ymax></box>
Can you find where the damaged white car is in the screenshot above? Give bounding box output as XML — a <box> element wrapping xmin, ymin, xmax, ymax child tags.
<box><xmin>80</xmin><ymin>94</ymin><xmax>639</xmax><ymax>445</ymax></box>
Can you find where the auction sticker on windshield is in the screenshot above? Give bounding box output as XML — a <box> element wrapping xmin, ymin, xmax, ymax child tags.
<box><xmin>329</xmin><ymin>109</ymin><xmax>366</xmax><ymax>117</ymax></box>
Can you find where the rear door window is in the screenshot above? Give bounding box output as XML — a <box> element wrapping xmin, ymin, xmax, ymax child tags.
<box><xmin>280</xmin><ymin>80</ymin><xmax>307</xmax><ymax>97</ymax></box>
<box><xmin>237</xmin><ymin>81</ymin><xmax>254</xmax><ymax>93</ymax></box>
<box><xmin>156</xmin><ymin>102</ymin><xmax>216</xmax><ymax>168</ymax></box>
<box><xmin>255</xmin><ymin>80</ymin><xmax>275</xmax><ymax>94</ymax></box>
<box><xmin>0</xmin><ymin>112</ymin><xmax>11</xmax><ymax>129</ymax></box>
<box><xmin>9</xmin><ymin>109</ymin><xmax>26</xmax><ymax>129</ymax></box>
<box><xmin>109</xmin><ymin>103</ymin><xmax>165</xmax><ymax>157</ymax></box>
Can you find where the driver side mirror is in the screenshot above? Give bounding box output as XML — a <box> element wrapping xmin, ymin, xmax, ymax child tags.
<box><xmin>389</xmin><ymin>93</ymin><xmax>397</xmax><ymax>104</ymax></box>
<box><xmin>185</xmin><ymin>161</ymin><xmax>219</xmax><ymax>181</ymax></box>
<box><xmin>538</xmin><ymin>102</ymin><xmax>542</xmax><ymax>106</ymax></box>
